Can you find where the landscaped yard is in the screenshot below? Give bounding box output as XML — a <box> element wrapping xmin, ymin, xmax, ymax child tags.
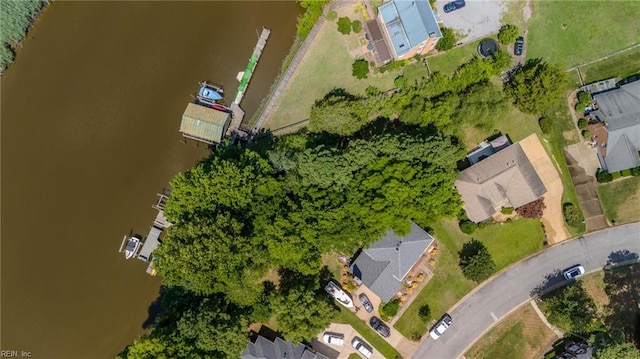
<box><xmin>580</xmin><ymin>45</ymin><xmax>640</xmax><ymax>84</ymax></box>
<box><xmin>527</xmin><ymin>1</ymin><xmax>640</xmax><ymax>68</ymax></box>
<box><xmin>394</xmin><ymin>218</ymin><xmax>544</xmax><ymax>338</ymax></box>
<box><xmin>334</xmin><ymin>306</ymin><xmax>402</xmax><ymax>359</ymax></box>
<box><xmin>465</xmin><ymin>303</ymin><xmax>557</xmax><ymax>359</ymax></box>
<box><xmin>463</xmin><ymin>105</ymin><xmax>541</xmax><ymax>151</ymax></box>
<box><xmin>597</xmin><ymin>176</ymin><xmax>640</xmax><ymax>224</ymax></box>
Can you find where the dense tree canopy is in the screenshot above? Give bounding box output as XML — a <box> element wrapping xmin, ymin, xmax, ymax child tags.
<box><xmin>542</xmin><ymin>281</ymin><xmax>601</xmax><ymax>333</ymax></box>
<box><xmin>497</xmin><ymin>24</ymin><xmax>519</xmax><ymax>45</ymax></box>
<box><xmin>308</xmin><ymin>89</ymin><xmax>370</xmax><ymax>135</ymax></box>
<box><xmin>595</xmin><ymin>343</ymin><xmax>640</xmax><ymax>359</ymax></box>
<box><xmin>505</xmin><ymin>60</ymin><xmax>568</xmax><ymax>114</ymax></box>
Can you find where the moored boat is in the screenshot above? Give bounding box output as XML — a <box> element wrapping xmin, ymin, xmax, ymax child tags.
<box><xmin>124</xmin><ymin>235</ymin><xmax>142</xmax><ymax>259</ymax></box>
<box><xmin>197</xmin><ymin>81</ymin><xmax>224</xmax><ymax>102</ymax></box>
<box><xmin>324</xmin><ymin>281</ymin><xmax>354</xmax><ymax>308</ymax></box>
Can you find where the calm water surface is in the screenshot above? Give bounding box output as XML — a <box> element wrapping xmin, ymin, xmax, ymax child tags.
<box><xmin>1</xmin><ymin>2</ymin><xmax>300</xmax><ymax>358</ymax></box>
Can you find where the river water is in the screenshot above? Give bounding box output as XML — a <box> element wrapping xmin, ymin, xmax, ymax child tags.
<box><xmin>1</xmin><ymin>2</ymin><xmax>300</xmax><ymax>358</ymax></box>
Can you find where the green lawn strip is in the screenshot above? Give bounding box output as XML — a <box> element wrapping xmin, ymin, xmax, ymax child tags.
<box><xmin>426</xmin><ymin>38</ymin><xmax>485</xmax><ymax>76</ymax></box>
<box><xmin>596</xmin><ymin>176</ymin><xmax>640</xmax><ymax>224</ymax></box>
<box><xmin>394</xmin><ymin>218</ymin><xmax>542</xmax><ymax>338</ymax></box>
<box><xmin>527</xmin><ymin>1</ymin><xmax>640</xmax><ymax>68</ymax></box>
<box><xmin>334</xmin><ymin>306</ymin><xmax>402</xmax><ymax>359</ymax></box>
<box><xmin>467</xmin><ymin>321</ymin><xmax>527</xmax><ymax>359</ymax></box>
<box><xmin>581</xmin><ymin>45</ymin><xmax>640</xmax><ymax>84</ymax></box>
<box><xmin>464</xmin><ymin>104</ymin><xmax>541</xmax><ymax>150</ymax></box>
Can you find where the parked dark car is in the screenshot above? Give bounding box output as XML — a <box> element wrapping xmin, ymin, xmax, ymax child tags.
<box><xmin>514</xmin><ymin>36</ymin><xmax>524</xmax><ymax>56</ymax></box>
<box><xmin>369</xmin><ymin>316</ymin><xmax>391</xmax><ymax>338</ymax></box>
<box><xmin>358</xmin><ymin>293</ymin><xmax>374</xmax><ymax>313</ymax></box>
<box><xmin>444</xmin><ymin>0</ymin><xmax>465</xmax><ymax>13</ymax></box>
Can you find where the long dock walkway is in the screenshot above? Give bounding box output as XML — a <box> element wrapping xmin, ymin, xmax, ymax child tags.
<box><xmin>227</xmin><ymin>28</ymin><xmax>270</xmax><ymax>135</ymax></box>
<box><xmin>251</xmin><ymin>1</ymin><xmax>349</xmax><ymax>133</ymax></box>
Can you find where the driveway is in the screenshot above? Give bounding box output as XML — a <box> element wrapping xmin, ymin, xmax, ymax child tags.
<box><xmin>519</xmin><ymin>134</ymin><xmax>571</xmax><ymax>244</ymax></box>
<box><xmin>412</xmin><ymin>222</ymin><xmax>640</xmax><ymax>359</ymax></box>
<box><xmin>434</xmin><ymin>0</ymin><xmax>505</xmax><ymax>43</ymax></box>
<box><xmin>351</xmin><ymin>285</ymin><xmax>419</xmax><ymax>358</ymax></box>
<box><xmin>564</xmin><ymin>143</ymin><xmax>609</xmax><ymax>231</ymax></box>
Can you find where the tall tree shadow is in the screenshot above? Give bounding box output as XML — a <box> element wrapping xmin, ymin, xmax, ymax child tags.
<box><xmin>602</xmin><ymin>255</ymin><xmax>640</xmax><ymax>346</ymax></box>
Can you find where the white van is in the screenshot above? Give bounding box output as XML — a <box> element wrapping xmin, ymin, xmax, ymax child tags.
<box><xmin>351</xmin><ymin>336</ymin><xmax>373</xmax><ymax>358</ymax></box>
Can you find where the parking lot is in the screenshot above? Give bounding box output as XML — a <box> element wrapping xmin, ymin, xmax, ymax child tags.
<box><xmin>434</xmin><ymin>0</ymin><xmax>506</xmax><ymax>43</ymax></box>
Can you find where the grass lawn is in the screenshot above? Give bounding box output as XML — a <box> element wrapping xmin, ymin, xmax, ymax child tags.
<box><xmin>334</xmin><ymin>306</ymin><xmax>402</xmax><ymax>359</ymax></box>
<box><xmin>394</xmin><ymin>218</ymin><xmax>543</xmax><ymax>338</ymax></box>
<box><xmin>580</xmin><ymin>270</ymin><xmax>609</xmax><ymax>313</ymax></box>
<box><xmin>466</xmin><ymin>303</ymin><xmax>558</xmax><ymax>359</ymax></box>
<box><xmin>426</xmin><ymin>38</ymin><xmax>486</xmax><ymax>77</ymax></box>
<box><xmin>596</xmin><ymin>176</ymin><xmax>640</xmax><ymax>224</ymax></box>
<box><xmin>527</xmin><ymin>1</ymin><xmax>640</xmax><ymax>68</ymax></box>
<box><xmin>580</xmin><ymin>45</ymin><xmax>640</xmax><ymax>84</ymax></box>
<box><xmin>463</xmin><ymin>105</ymin><xmax>541</xmax><ymax>151</ymax></box>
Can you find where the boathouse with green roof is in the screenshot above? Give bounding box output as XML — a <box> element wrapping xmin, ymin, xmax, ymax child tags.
<box><xmin>179</xmin><ymin>103</ymin><xmax>231</xmax><ymax>145</ymax></box>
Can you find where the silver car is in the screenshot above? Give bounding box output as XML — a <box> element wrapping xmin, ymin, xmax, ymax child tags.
<box><xmin>563</xmin><ymin>265</ymin><xmax>585</xmax><ymax>280</ymax></box>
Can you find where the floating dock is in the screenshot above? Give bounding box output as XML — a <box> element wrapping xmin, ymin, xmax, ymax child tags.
<box><xmin>227</xmin><ymin>28</ymin><xmax>270</xmax><ymax>135</ymax></box>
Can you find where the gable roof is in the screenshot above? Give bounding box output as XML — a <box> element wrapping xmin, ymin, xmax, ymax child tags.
<box><xmin>349</xmin><ymin>222</ymin><xmax>435</xmax><ymax>302</ymax></box>
<box><xmin>455</xmin><ymin>143</ymin><xmax>547</xmax><ymax>223</ymax></box>
<box><xmin>241</xmin><ymin>335</ymin><xmax>329</xmax><ymax>359</ymax></box>
<box><xmin>179</xmin><ymin>103</ymin><xmax>231</xmax><ymax>144</ymax></box>
<box><xmin>378</xmin><ymin>0</ymin><xmax>442</xmax><ymax>58</ymax></box>
<box><xmin>592</xmin><ymin>81</ymin><xmax>640</xmax><ymax>172</ymax></box>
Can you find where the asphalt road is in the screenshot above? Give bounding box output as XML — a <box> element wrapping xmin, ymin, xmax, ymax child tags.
<box><xmin>412</xmin><ymin>222</ymin><xmax>640</xmax><ymax>359</ymax></box>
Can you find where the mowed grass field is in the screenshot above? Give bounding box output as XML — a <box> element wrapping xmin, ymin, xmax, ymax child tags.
<box><xmin>465</xmin><ymin>303</ymin><xmax>558</xmax><ymax>359</ymax></box>
<box><xmin>394</xmin><ymin>218</ymin><xmax>544</xmax><ymax>338</ymax></box>
<box><xmin>527</xmin><ymin>0</ymin><xmax>640</xmax><ymax>68</ymax></box>
<box><xmin>580</xmin><ymin>45</ymin><xmax>640</xmax><ymax>83</ymax></box>
<box><xmin>597</xmin><ymin>176</ymin><xmax>640</xmax><ymax>224</ymax></box>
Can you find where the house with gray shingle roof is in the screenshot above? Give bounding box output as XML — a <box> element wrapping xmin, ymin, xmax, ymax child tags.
<box><xmin>376</xmin><ymin>0</ymin><xmax>442</xmax><ymax>60</ymax></box>
<box><xmin>348</xmin><ymin>222</ymin><xmax>435</xmax><ymax>302</ymax></box>
<box><xmin>241</xmin><ymin>335</ymin><xmax>329</xmax><ymax>359</ymax></box>
<box><xmin>590</xmin><ymin>80</ymin><xmax>640</xmax><ymax>173</ymax></box>
<box><xmin>455</xmin><ymin>142</ymin><xmax>547</xmax><ymax>223</ymax></box>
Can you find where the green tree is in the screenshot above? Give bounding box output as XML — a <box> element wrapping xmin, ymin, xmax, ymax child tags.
<box><xmin>505</xmin><ymin>60</ymin><xmax>568</xmax><ymax>114</ymax></box>
<box><xmin>490</xmin><ymin>48</ymin><xmax>512</xmax><ymax>74</ymax></box>
<box><xmin>326</xmin><ymin>10</ymin><xmax>337</xmax><ymax>21</ymax></box>
<box><xmin>157</xmin><ymin>149</ymin><xmax>284</xmax><ymax>305</ymax></box>
<box><xmin>577</xmin><ymin>118</ymin><xmax>588</xmax><ymax>129</ymax></box>
<box><xmin>497</xmin><ymin>24</ymin><xmax>519</xmax><ymax>45</ymax></box>
<box><xmin>352</xmin><ymin>59</ymin><xmax>369</xmax><ymax>79</ymax></box>
<box><xmin>272</xmin><ymin>281</ymin><xmax>336</xmax><ymax>342</ymax></box>
<box><xmin>337</xmin><ymin>17</ymin><xmax>352</xmax><ymax>35</ymax></box>
<box><xmin>296</xmin><ymin>0</ymin><xmax>329</xmax><ymax>38</ymax></box>
<box><xmin>436</xmin><ymin>27</ymin><xmax>456</xmax><ymax>51</ymax></box>
<box><xmin>458</xmin><ymin>239</ymin><xmax>496</xmax><ymax>282</ymax></box>
<box><xmin>351</xmin><ymin>19</ymin><xmax>362</xmax><ymax>33</ymax></box>
<box><xmin>453</xmin><ymin>81</ymin><xmax>510</xmax><ymax>131</ymax></box>
<box><xmin>308</xmin><ymin>89</ymin><xmax>369</xmax><ymax>135</ymax></box>
<box><xmin>541</xmin><ymin>281</ymin><xmax>601</xmax><ymax>333</ymax></box>
<box><xmin>595</xmin><ymin>343</ymin><xmax>640</xmax><ymax>359</ymax></box>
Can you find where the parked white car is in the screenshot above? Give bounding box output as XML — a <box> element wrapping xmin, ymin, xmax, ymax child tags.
<box><xmin>351</xmin><ymin>336</ymin><xmax>373</xmax><ymax>358</ymax></box>
<box><xmin>429</xmin><ymin>313</ymin><xmax>453</xmax><ymax>340</ymax></box>
<box><xmin>563</xmin><ymin>264</ymin><xmax>585</xmax><ymax>280</ymax></box>
<box><xmin>322</xmin><ymin>332</ymin><xmax>344</xmax><ymax>346</ymax></box>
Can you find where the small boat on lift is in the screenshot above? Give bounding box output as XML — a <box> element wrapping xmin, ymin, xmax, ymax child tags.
<box><xmin>324</xmin><ymin>282</ymin><xmax>354</xmax><ymax>308</ymax></box>
<box><xmin>123</xmin><ymin>235</ymin><xmax>142</xmax><ymax>259</ymax></box>
<box><xmin>197</xmin><ymin>81</ymin><xmax>224</xmax><ymax>103</ymax></box>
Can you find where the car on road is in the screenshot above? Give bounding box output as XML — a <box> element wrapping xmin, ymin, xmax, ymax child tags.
<box><xmin>514</xmin><ymin>36</ymin><xmax>524</xmax><ymax>56</ymax></box>
<box><xmin>352</xmin><ymin>337</ymin><xmax>373</xmax><ymax>358</ymax></box>
<box><xmin>429</xmin><ymin>313</ymin><xmax>453</xmax><ymax>340</ymax></box>
<box><xmin>369</xmin><ymin>316</ymin><xmax>391</xmax><ymax>338</ymax></box>
<box><xmin>443</xmin><ymin>0</ymin><xmax>465</xmax><ymax>13</ymax></box>
<box><xmin>563</xmin><ymin>264</ymin><xmax>585</xmax><ymax>280</ymax></box>
<box><xmin>322</xmin><ymin>332</ymin><xmax>344</xmax><ymax>346</ymax></box>
<box><xmin>358</xmin><ymin>293</ymin><xmax>374</xmax><ymax>313</ymax></box>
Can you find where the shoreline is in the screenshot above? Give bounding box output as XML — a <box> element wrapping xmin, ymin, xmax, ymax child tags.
<box><xmin>1</xmin><ymin>0</ymin><xmax>50</xmax><ymax>74</ymax></box>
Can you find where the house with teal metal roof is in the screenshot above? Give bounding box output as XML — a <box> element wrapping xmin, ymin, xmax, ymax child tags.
<box><xmin>179</xmin><ymin>103</ymin><xmax>231</xmax><ymax>145</ymax></box>
<box><xmin>378</xmin><ymin>0</ymin><xmax>442</xmax><ymax>59</ymax></box>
